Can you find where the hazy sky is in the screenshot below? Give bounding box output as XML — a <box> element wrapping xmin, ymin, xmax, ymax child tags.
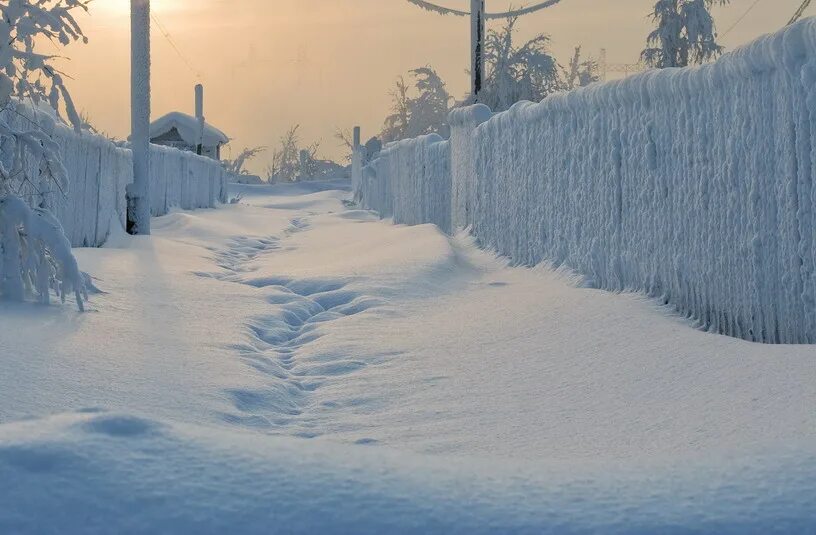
<box><xmin>58</xmin><ymin>0</ymin><xmax>810</xmax><ymax>173</ymax></box>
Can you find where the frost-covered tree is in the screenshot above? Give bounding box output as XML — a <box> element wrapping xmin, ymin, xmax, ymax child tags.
<box><xmin>265</xmin><ymin>125</ymin><xmax>327</xmax><ymax>183</ymax></box>
<box><xmin>381</xmin><ymin>67</ymin><xmax>452</xmax><ymax>143</ymax></box>
<box><xmin>479</xmin><ymin>16</ymin><xmax>562</xmax><ymax>112</ymax></box>
<box><xmin>563</xmin><ymin>46</ymin><xmax>600</xmax><ymax>90</ymax></box>
<box><xmin>222</xmin><ymin>146</ymin><xmax>265</xmax><ymax>176</ymax></box>
<box><xmin>0</xmin><ymin>0</ymin><xmax>90</xmax><ymax>309</ymax></box>
<box><xmin>641</xmin><ymin>0</ymin><xmax>730</xmax><ymax>68</ymax></box>
<box><xmin>266</xmin><ymin>125</ymin><xmax>301</xmax><ymax>184</ymax></box>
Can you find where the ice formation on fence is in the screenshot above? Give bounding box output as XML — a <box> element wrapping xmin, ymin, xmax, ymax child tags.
<box><xmin>1</xmin><ymin>101</ymin><xmax>229</xmax><ymax>248</ymax></box>
<box><xmin>360</xmin><ymin>19</ymin><xmax>816</xmax><ymax>344</ymax></box>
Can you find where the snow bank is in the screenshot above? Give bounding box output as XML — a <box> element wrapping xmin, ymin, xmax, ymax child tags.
<box><xmin>361</xmin><ymin>19</ymin><xmax>816</xmax><ymax>344</ymax></box>
<box><xmin>1</xmin><ymin>102</ymin><xmax>228</xmax><ymax>247</ymax></box>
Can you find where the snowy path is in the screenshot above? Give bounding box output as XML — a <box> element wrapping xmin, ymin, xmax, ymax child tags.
<box><xmin>2</xmin><ymin>179</ymin><xmax>816</xmax><ymax>533</ymax></box>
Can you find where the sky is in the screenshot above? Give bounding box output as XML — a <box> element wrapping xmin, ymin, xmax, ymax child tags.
<box><xmin>57</xmin><ymin>0</ymin><xmax>811</xmax><ymax>174</ymax></box>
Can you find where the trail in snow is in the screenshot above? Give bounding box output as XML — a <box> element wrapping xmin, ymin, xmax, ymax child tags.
<box><xmin>1</xmin><ymin>179</ymin><xmax>815</xmax><ymax>532</ymax></box>
<box><xmin>194</xmin><ymin>200</ymin><xmax>390</xmax><ymax>438</ymax></box>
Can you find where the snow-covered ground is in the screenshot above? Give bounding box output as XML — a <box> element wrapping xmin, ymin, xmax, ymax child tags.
<box><xmin>2</xmin><ymin>179</ymin><xmax>816</xmax><ymax>533</ymax></box>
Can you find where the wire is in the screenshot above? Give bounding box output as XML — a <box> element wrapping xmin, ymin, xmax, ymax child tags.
<box><xmin>720</xmin><ymin>0</ymin><xmax>764</xmax><ymax>38</ymax></box>
<box><xmin>150</xmin><ymin>13</ymin><xmax>202</xmax><ymax>80</ymax></box>
<box><xmin>485</xmin><ymin>0</ymin><xmax>564</xmax><ymax>19</ymax></box>
<box><xmin>404</xmin><ymin>0</ymin><xmax>564</xmax><ymax>19</ymax></box>
<box><xmin>788</xmin><ymin>0</ymin><xmax>813</xmax><ymax>25</ymax></box>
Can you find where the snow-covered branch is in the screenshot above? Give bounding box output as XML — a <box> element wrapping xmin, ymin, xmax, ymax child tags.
<box><xmin>403</xmin><ymin>0</ymin><xmax>470</xmax><ymax>17</ymax></box>
<box><xmin>0</xmin><ymin>0</ymin><xmax>92</xmax><ymax>309</ymax></box>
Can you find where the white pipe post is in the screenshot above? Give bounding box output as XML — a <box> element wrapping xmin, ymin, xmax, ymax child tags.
<box><xmin>470</xmin><ymin>0</ymin><xmax>485</xmax><ymax>101</ymax></box>
<box><xmin>128</xmin><ymin>0</ymin><xmax>151</xmax><ymax>235</ymax></box>
<box><xmin>195</xmin><ymin>83</ymin><xmax>204</xmax><ymax>156</ymax></box>
<box><xmin>351</xmin><ymin>126</ymin><xmax>362</xmax><ymax>200</ymax></box>
<box><xmin>299</xmin><ymin>149</ymin><xmax>309</xmax><ymax>180</ymax></box>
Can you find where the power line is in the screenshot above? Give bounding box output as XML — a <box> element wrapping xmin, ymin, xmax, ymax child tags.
<box><xmin>150</xmin><ymin>13</ymin><xmax>202</xmax><ymax>80</ymax></box>
<box><xmin>485</xmin><ymin>0</ymin><xmax>564</xmax><ymax>19</ymax></box>
<box><xmin>721</xmin><ymin>0</ymin><xmax>764</xmax><ymax>38</ymax></box>
<box><xmin>404</xmin><ymin>0</ymin><xmax>564</xmax><ymax>20</ymax></box>
<box><xmin>789</xmin><ymin>0</ymin><xmax>813</xmax><ymax>24</ymax></box>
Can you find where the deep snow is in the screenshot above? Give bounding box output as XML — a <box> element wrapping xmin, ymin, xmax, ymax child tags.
<box><xmin>1</xmin><ymin>180</ymin><xmax>815</xmax><ymax>532</ymax></box>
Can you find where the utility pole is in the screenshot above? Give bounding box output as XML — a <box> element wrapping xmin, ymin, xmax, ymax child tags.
<box><xmin>128</xmin><ymin>0</ymin><xmax>151</xmax><ymax>235</ymax></box>
<box><xmin>471</xmin><ymin>0</ymin><xmax>485</xmax><ymax>100</ymax></box>
<box><xmin>405</xmin><ymin>0</ymin><xmax>563</xmax><ymax>101</ymax></box>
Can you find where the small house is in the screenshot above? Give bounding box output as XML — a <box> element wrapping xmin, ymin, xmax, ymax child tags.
<box><xmin>149</xmin><ymin>85</ymin><xmax>229</xmax><ymax>160</ymax></box>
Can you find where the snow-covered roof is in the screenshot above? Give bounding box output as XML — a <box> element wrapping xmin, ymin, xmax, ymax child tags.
<box><xmin>149</xmin><ymin>112</ymin><xmax>229</xmax><ymax>147</ymax></box>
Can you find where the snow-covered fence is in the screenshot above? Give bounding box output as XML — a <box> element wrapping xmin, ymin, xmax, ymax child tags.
<box><xmin>2</xmin><ymin>102</ymin><xmax>228</xmax><ymax>247</ymax></box>
<box><xmin>376</xmin><ymin>134</ymin><xmax>452</xmax><ymax>234</ymax></box>
<box><xmin>361</xmin><ymin>19</ymin><xmax>816</xmax><ymax>344</ymax></box>
<box><xmin>449</xmin><ymin>104</ymin><xmax>492</xmax><ymax>231</ymax></box>
<box><xmin>148</xmin><ymin>144</ymin><xmax>226</xmax><ymax>216</ymax></box>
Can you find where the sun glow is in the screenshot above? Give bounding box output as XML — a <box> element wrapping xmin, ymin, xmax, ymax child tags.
<box><xmin>95</xmin><ymin>0</ymin><xmax>178</xmax><ymax>16</ymax></box>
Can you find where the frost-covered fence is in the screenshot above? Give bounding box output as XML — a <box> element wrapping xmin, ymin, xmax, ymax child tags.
<box><xmin>375</xmin><ymin>134</ymin><xmax>452</xmax><ymax>234</ymax></box>
<box><xmin>2</xmin><ymin>102</ymin><xmax>228</xmax><ymax>247</ymax></box>
<box><xmin>148</xmin><ymin>144</ymin><xmax>226</xmax><ymax>216</ymax></box>
<box><xmin>361</xmin><ymin>20</ymin><xmax>816</xmax><ymax>344</ymax></box>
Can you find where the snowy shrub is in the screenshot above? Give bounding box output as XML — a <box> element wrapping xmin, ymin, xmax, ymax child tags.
<box><xmin>266</xmin><ymin>125</ymin><xmax>309</xmax><ymax>183</ymax></box>
<box><xmin>381</xmin><ymin>67</ymin><xmax>452</xmax><ymax>144</ymax></box>
<box><xmin>0</xmin><ymin>195</ymin><xmax>87</xmax><ymax>309</ymax></box>
<box><xmin>265</xmin><ymin>126</ymin><xmax>343</xmax><ymax>183</ymax></box>
<box><xmin>362</xmin><ymin>20</ymin><xmax>816</xmax><ymax>345</ymax></box>
<box><xmin>0</xmin><ymin>0</ymin><xmax>91</xmax><ymax>309</ymax></box>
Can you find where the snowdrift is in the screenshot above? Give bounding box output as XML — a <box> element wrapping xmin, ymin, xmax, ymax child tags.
<box><xmin>360</xmin><ymin>19</ymin><xmax>816</xmax><ymax>344</ymax></box>
<box><xmin>2</xmin><ymin>102</ymin><xmax>228</xmax><ymax>247</ymax></box>
<box><xmin>2</xmin><ymin>411</ymin><xmax>815</xmax><ymax>534</ymax></box>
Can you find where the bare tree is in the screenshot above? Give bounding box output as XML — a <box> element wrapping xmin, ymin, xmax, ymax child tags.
<box><xmin>266</xmin><ymin>125</ymin><xmax>307</xmax><ymax>183</ymax></box>
<box><xmin>563</xmin><ymin>46</ymin><xmax>600</xmax><ymax>90</ymax></box>
<box><xmin>222</xmin><ymin>146</ymin><xmax>266</xmax><ymax>176</ymax></box>
<box><xmin>334</xmin><ymin>128</ymin><xmax>354</xmax><ymax>163</ymax></box>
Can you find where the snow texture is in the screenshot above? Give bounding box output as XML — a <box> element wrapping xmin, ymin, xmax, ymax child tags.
<box><xmin>149</xmin><ymin>111</ymin><xmax>230</xmax><ymax>148</ymax></box>
<box><xmin>1</xmin><ymin>412</ymin><xmax>815</xmax><ymax>535</ymax></box>
<box><xmin>1</xmin><ymin>101</ymin><xmax>228</xmax><ymax>247</ymax></box>
<box><xmin>361</xmin><ymin>19</ymin><xmax>816</xmax><ymax>344</ymax></box>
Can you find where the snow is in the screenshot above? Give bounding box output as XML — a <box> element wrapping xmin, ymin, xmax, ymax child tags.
<box><xmin>149</xmin><ymin>111</ymin><xmax>230</xmax><ymax>148</ymax></box>
<box><xmin>362</xmin><ymin>19</ymin><xmax>816</xmax><ymax>344</ymax></box>
<box><xmin>1</xmin><ymin>179</ymin><xmax>815</xmax><ymax>532</ymax></box>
